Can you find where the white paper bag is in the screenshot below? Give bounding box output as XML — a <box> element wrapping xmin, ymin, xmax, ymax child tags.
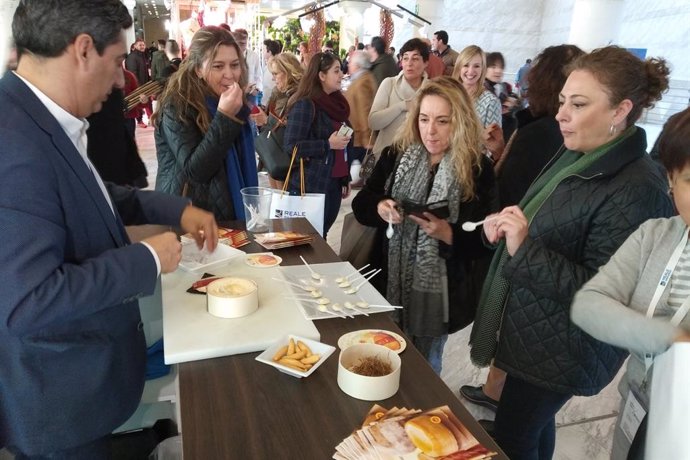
<box><xmin>646</xmin><ymin>342</ymin><xmax>690</xmax><ymax>460</ymax></box>
<box><xmin>270</xmin><ymin>191</ymin><xmax>326</xmax><ymax>236</ymax></box>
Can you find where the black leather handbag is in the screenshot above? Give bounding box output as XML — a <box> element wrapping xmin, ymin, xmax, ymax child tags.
<box><xmin>255</xmin><ymin>113</ymin><xmax>290</xmax><ymax>180</ymax></box>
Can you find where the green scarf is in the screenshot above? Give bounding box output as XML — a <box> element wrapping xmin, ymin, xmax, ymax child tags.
<box><xmin>469</xmin><ymin>126</ymin><xmax>636</xmax><ymax>366</ymax></box>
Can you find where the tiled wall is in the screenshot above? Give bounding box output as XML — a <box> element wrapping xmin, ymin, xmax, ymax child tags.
<box><xmin>414</xmin><ymin>0</ymin><xmax>688</xmax><ymax>121</ymax></box>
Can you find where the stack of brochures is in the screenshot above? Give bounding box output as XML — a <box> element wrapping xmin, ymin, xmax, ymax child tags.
<box><xmin>217</xmin><ymin>227</ymin><xmax>250</xmax><ymax>248</ymax></box>
<box><xmin>253</xmin><ymin>231</ymin><xmax>313</xmax><ymax>250</ymax></box>
<box><xmin>333</xmin><ymin>405</ymin><xmax>497</xmax><ymax>460</ymax></box>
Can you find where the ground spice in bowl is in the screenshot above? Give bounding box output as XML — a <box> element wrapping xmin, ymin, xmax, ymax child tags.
<box><xmin>349</xmin><ymin>356</ymin><xmax>393</xmax><ymax>376</ymax></box>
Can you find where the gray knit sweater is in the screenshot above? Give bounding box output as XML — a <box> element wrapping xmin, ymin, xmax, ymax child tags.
<box><xmin>572</xmin><ymin>215</ymin><xmax>690</xmax><ymax>398</ymax></box>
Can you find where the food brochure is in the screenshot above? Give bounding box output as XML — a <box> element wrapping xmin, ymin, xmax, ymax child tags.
<box><xmin>333</xmin><ymin>405</ymin><xmax>497</xmax><ymax>460</ymax></box>
<box><xmin>253</xmin><ymin>231</ymin><xmax>314</xmax><ymax>249</ymax></box>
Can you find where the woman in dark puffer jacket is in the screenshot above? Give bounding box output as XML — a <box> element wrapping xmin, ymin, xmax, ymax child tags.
<box><xmin>153</xmin><ymin>26</ymin><xmax>257</xmax><ymax>221</ymax></box>
<box><xmin>469</xmin><ymin>46</ymin><xmax>674</xmax><ymax>460</ymax></box>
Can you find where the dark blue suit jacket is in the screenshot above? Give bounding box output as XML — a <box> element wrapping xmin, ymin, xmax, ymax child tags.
<box><xmin>0</xmin><ymin>72</ymin><xmax>188</xmax><ymax>454</ymax></box>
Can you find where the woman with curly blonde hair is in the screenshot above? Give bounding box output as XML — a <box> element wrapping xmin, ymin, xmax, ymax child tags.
<box><xmin>251</xmin><ymin>52</ymin><xmax>304</xmax><ymax>189</ymax></box>
<box><xmin>252</xmin><ymin>52</ymin><xmax>303</xmax><ymax>123</ymax></box>
<box><xmin>352</xmin><ymin>76</ymin><xmax>498</xmax><ymax>373</ymax></box>
<box><xmin>452</xmin><ymin>45</ymin><xmax>501</xmax><ymax>127</ymax></box>
<box><xmin>153</xmin><ymin>26</ymin><xmax>257</xmax><ymax>221</ymax></box>
<box><xmin>453</xmin><ymin>45</ymin><xmax>502</xmax><ymax>159</ymax></box>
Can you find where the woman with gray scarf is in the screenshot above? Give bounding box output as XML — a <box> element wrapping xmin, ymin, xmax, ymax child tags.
<box><xmin>352</xmin><ymin>77</ymin><xmax>498</xmax><ymax>374</ymax></box>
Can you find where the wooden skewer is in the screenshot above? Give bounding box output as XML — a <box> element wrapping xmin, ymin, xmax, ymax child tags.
<box><xmin>123</xmin><ymin>80</ymin><xmax>163</xmax><ymax>112</ymax></box>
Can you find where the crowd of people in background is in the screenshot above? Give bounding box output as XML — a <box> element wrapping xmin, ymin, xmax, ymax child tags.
<box><xmin>3</xmin><ymin>2</ymin><xmax>689</xmax><ymax>456</ymax></box>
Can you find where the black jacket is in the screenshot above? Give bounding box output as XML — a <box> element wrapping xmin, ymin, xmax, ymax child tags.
<box><xmin>125</xmin><ymin>50</ymin><xmax>149</xmax><ymax>86</ymax></box>
<box><xmin>494</xmin><ymin>128</ymin><xmax>675</xmax><ymax>395</ymax></box>
<box><xmin>370</xmin><ymin>54</ymin><xmax>400</xmax><ymax>89</ymax></box>
<box><xmin>497</xmin><ymin>109</ymin><xmax>564</xmax><ymax>207</ymax></box>
<box><xmin>87</xmin><ymin>89</ymin><xmax>147</xmax><ymax>187</ymax></box>
<box><xmin>154</xmin><ymin>104</ymin><xmax>243</xmax><ymax>220</ymax></box>
<box><xmin>352</xmin><ymin>147</ymin><xmax>499</xmax><ymax>333</ymax></box>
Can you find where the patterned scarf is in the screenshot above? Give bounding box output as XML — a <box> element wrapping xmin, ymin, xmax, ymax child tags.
<box><xmin>205</xmin><ymin>98</ymin><xmax>258</xmax><ymax>219</ymax></box>
<box><xmin>469</xmin><ymin>126</ymin><xmax>637</xmax><ymax>366</ymax></box>
<box><xmin>386</xmin><ymin>145</ymin><xmax>461</xmax><ymax>337</ymax></box>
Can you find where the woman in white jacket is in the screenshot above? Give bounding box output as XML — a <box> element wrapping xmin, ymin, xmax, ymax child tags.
<box><xmin>572</xmin><ymin>107</ymin><xmax>690</xmax><ymax>459</ymax></box>
<box><xmin>368</xmin><ymin>38</ymin><xmax>428</xmax><ymax>157</ymax></box>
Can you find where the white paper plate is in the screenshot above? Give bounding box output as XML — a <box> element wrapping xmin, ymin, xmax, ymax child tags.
<box><xmin>255</xmin><ymin>334</ymin><xmax>335</xmax><ymax>378</ymax></box>
<box><xmin>337</xmin><ymin>329</ymin><xmax>407</xmax><ymax>354</ymax></box>
<box><xmin>245</xmin><ymin>253</ymin><xmax>282</xmax><ymax>268</ymax></box>
<box><xmin>179</xmin><ymin>241</ymin><xmax>244</xmax><ymax>272</ymax></box>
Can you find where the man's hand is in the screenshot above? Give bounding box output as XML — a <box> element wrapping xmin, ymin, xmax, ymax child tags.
<box><xmin>143</xmin><ymin>232</ymin><xmax>182</xmax><ymax>274</ymax></box>
<box><xmin>180</xmin><ymin>205</ymin><xmax>219</xmax><ymax>252</ymax></box>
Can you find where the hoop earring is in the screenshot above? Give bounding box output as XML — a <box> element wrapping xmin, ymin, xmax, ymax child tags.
<box><xmin>609</xmin><ymin>124</ymin><xmax>616</xmax><ymax>137</ymax></box>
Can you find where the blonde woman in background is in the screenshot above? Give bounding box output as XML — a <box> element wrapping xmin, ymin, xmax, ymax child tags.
<box><xmin>254</xmin><ymin>53</ymin><xmax>303</xmax><ymax>121</ymax></box>
<box><xmin>251</xmin><ymin>52</ymin><xmax>304</xmax><ymax>188</ymax></box>
<box><xmin>453</xmin><ymin>45</ymin><xmax>502</xmax><ymax>160</ymax></box>
<box><xmin>353</xmin><ymin>77</ymin><xmax>498</xmax><ymax>374</ymax></box>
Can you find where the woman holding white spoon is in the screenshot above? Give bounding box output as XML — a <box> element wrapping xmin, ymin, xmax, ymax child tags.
<box><xmin>352</xmin><ymin>77</ymin><xmax>498</xmax><ymax>374</ymax></box>
<box><xmin>470</xmin><ymin>47</ymin><xmax>674</xmax><ymax>460</ymax></box>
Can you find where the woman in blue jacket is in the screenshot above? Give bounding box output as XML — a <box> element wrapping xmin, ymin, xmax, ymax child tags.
<box><xmin>153</xmin><ymin>26</ymin><xmax>257</xmax><ymax>221</ymax></box>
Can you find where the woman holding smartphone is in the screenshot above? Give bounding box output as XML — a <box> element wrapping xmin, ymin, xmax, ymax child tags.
<box><xmin>352</xmin><ymin>77</ymin><xmax>498</xmax><ymax>374</ymax></box>
<box><xmin>283</xmin><ymin>52</ymin><xmax>352</xmax><ymax>237</ymax></box>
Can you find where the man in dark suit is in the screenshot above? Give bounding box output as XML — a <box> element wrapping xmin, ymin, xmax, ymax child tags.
<box><xmin>0</xmin><ymin>1</ymin><xmax>219</xmax><ymax>458</ymax></box>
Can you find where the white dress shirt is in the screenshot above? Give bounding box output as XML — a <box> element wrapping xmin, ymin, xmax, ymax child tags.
<box><xmin>245</xmin><ymin>49</ymin><xmax>263</xmax><ymax>92</ymax></box>
<box><xmin>15</xmin><ymin>72</ymin><xmax>161</xmax><ymax>275</ymax></box>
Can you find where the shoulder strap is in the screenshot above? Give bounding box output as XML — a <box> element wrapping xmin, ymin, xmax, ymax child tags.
<box><xmin>310</xmin><ymin>99</ymin><xmax>317</xmax><ymax>124</ymax></box>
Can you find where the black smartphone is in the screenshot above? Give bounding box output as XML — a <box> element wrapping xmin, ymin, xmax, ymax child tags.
<box><xmin>401</xmin><ymin>199</ymin><xmax>450</xmax><ymax>220</ymax></box>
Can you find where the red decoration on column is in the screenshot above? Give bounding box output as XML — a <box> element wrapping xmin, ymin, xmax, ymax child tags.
<box><xmin>380</xmin><ymin>10</ymin><xmax>394</xmax><ymax>49</ymax></box>
<box><xmin>197</xmin><ymin>0</ymin><xmax>206</xmax><ymax>27</ymax></box>
<box><xmin>305</xmin><ymin>5</ymin><xmax>326</xmax><ymax>55</ymax></box>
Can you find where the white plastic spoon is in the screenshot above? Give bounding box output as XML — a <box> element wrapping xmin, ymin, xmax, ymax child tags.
<box><xmin>343</xmin><ymin>269</ymin><xmax>382</xmax><ymax>294</ymax></box>
<box><xmin>331</xmin><ymin>303</ymin><xmax>354</xmax><ymax>318</ymax></box>
<box><xmin>271</xmin><ymin>278</ymin><xmax>317</xmax><ymax>292</ymax></box>
<box><xmin>317</xmin><ymin>304</ymin><xmax>346</xmax><ymax>319</ymax></box>
<box><xmin>335</xmin><ymin>264</ymin><xmax>371</xmax><ymax>283</ymax></box>
<box><xmin>288</xmin><ymin>290</ymin><xmax>323</xmax><ymax>299</ymax></box>
<box><xmin>340</xmin><ymin>268</ymin><xmax>378</xmax><ymax>288</ymax></box>
<box><xmin>386</xmin><ymin>217</ymin><xmax>394</xmax><ymax>239</ymax></box>
<box><xmin>299</xmin><ymin>255</ymin><xmax>322</xmax><ymax>281</ymax></box>
<box><xmin>461</xmin><ymin>215</ymin><xmax>499</xmax><ymax>232</ymax></box>
<box><xmin>343</xmin><ymin>301</ymin><xmax>369</xmax><ymax>317</ymax></box>
<box><xmin>366</xmin><ymin>304</ymin><xmax>404</xmax><ymax>309</ymax></box>
<box><xmin>285</xmin><ymin>297</ymin><xmax>331</xmax><ymax>305</ymax></box>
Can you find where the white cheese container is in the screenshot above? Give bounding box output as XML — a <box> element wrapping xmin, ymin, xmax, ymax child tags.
<box><xmin>206</xmin><ymin>277</ymin><xmax>258</xmax><ymax>318</ymax></box>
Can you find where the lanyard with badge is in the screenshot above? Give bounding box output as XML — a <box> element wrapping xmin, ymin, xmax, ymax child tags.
<box><xmin>620</xmin><ymin>227</ymin><xmax>690</xmax><ymax>442</ymax></box>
